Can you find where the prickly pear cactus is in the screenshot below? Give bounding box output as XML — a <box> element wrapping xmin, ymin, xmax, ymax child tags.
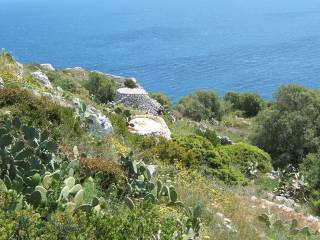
<box><xmin>0</xmin><ymin>116</ymin><xmax>58</xmax><ymax>193</ymax></box>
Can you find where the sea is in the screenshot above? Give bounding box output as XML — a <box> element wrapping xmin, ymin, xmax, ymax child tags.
<box><xmin>0</xmin><ymin>0</ymin><xmax>320</xmax><ymax>102</ymax></box>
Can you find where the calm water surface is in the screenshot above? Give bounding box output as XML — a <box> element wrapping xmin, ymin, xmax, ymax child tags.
<box><xmin>0</xmin><ymin>0</ymin><xmax>320</xmax><ymax>101</ymax></box>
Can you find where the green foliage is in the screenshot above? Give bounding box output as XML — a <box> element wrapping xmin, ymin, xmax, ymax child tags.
<box><xmin>176</xmin><ymin>90</ymin><xmax>223</xmax><ymax>121</ymax></box>
<box><xmin>0</xmin><ymin>87</ymin><xmax>83</xmax><ymax>140</ymax></box>
<box><xmin>196</xmin><ymin>129</ymin><xmax>220</xmax><ymax>145</ymax></box>
<box><xmin>300</xmin><ymin>151</ymin><xmax>320</xmax><ymax>212</ymax></box>
<box><xmin>108</xmin><ymin>112</ymin><xmax>129</xmax><ymax>137</ymax></box>
<box><xmin>124</xmin><ymin>78</ymin><xmax>138</xmax><ymax>88</ymax></box>
<box><xmin>174</xmin><ymin>134</ymin><xmax>217</xmax><ymax>161</ymax></box>
<box><xmin>0</xmin><ymin>203</ymin><xmax>183</xmax><ymax>239</ymax></box>
<box><xmin>206</xmin><ymin>143</ymin><xmax>271</xmax><ymax>185</ymax></box>
<box><xmin>173</xmin><ymin>133</ymin><xmax>271</xmax><ymax>184</ymax></box>
<box><xmin>301</xmin><ymin>152</ymin><xmax>320</xmax><ymax>193</ymax></box>
<box><xmin>150</xmin><ymin>138</ymin><xmax>198</xmax><ymax>167</ymax></box>
<box><xmin>224</xmin><ymin>92</ymin><xmax>265</xmax><ymax>117</ymax></box>
<box><xmin>213</xmin><ymin>143</ymin><xmax>272</xmax><ymax>174</ymax></box>
<box><xmin>251</xmin><ymin>84</ymin><xmax>320</xmax><ymax>168</ymax></box>
<box><xmin>46</xmin><ymin>71</ymin><xmax>85</xmax><ymax>94</ymax></box>
<box><xmin>150</xmin><ymin>92</ymin><xmax>173</xmax><ymax>109</ymax></box>
<box><xmin>85</xmin><ymin>72</ymin><xmax>117</xmax><ymax>103</ymax></box>
<box><xmin>121</xmin><ymin>154</ymin><xmax>182</xmax><ymax>206</ymax></box>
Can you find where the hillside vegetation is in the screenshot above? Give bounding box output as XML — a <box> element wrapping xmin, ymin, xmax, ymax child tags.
<box><xmin>1</xmin><ymin>51</ymin><xmax>320</xmax><ymax>239</ymax></box>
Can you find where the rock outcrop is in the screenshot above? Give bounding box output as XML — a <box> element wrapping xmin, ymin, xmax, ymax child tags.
<box><xmin>115</xmin><ymin>87</ymin><xmax>164</xmax><ymax>115</ymax></box>
<box><xmin>31</xmin><ymin>71</ymin><xmax>52</xmax><ymax>88</ymax></box>
<box><xmin>128</xmin><ymin>115</ymin><xmax>171</xmax><ymax>139</ymax></box>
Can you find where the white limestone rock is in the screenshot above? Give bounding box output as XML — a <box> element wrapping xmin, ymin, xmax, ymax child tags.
<box><xmin>40</xmin><ymin>63</ymin><xmax>55</xmax><ymax>71</ymax></box>
<box><xmin>0</xmin><ymin>77</ymin><xmax>4</xmax><ymax>90</ymax></box>
<box><xmin>31</xmin><ymin>71</ymin><xmax>52</xmax><ymax>88</ymax></box>
<box><xmin>65</xmin><ymin>67</ymin><xmax>84</xmax><ymax>71</ymax></box>
<box><xmin>128</xmin><ymin>115</ymin><xmax>171</xmax><ymax>139</ymax></box>
<box><xmin>72</xmin><ymin>97</ymin><xmax>82</xmax><ymax>109</ymax></box>
<box><xmin>86</xmin><ymin>105</ymin><xmax>113</xmax><ymax>137</ymax></box>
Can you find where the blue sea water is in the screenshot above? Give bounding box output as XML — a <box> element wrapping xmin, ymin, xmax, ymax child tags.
<box><xmin>0</xmin><ymin>0</ymin><xmax>320</xmax><ymax>102</ymax></box>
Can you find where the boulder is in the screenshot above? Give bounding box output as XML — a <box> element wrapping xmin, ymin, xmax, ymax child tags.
<box><xmin>128</xmin><ymin>115</ymin><xmax>171</xmax><ymax>139</ymax></box>
<box><xmin>86</xmin><ymin>105</ymin><xmax>113</xmax><ymax>137</ymax></box>
<box><xmin>31</xmin><ymin>71</ymin><xmax>52</xmax><ymax>88</ymax></box>
<box><xmin>40</xmin><ymin>63</ymin><xmax>55</xmax><ymax>71</ymax></box>
<box><xmin>0</xmin><ymin>77</ymin><xmax>4</xmax><ymax>90</ymax></box>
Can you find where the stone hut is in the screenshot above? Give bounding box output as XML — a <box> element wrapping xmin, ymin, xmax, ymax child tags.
<box><xmin>114</xmin><ymin>87</ymin><xmax>164</xmax><ymax>115</ymax></box>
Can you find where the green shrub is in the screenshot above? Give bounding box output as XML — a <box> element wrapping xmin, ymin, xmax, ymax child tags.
<box><xmin>93</xmin><ymin>204</ymin><xmax>183</xmax><ymax>239</ymax></box>
<box><xmin>204</xmin><ymin>143</ymin><xmax>272</xmax><ymax>185</ymax></box>
<box><xmin>47</xmin><ymin>71</ymin><xmax>84</xmax><ymax>93</ymax></box>
<box><xmin>176</xmin><ymin>91</ymin><xmax>223</xmax><ymax>121</ymax></box>
<box><xmin>124</xmin><ymin>79</ymin><xmax>138</xmax><ymax>88</ymax></box>
<box><xmin>174</xmin><ymin>134</ymin><xmax>216</xmax><ymax>161</ymax></box>
<box><xmin>224</xmin><ymin>92</ymin><xmax>265</xmax><ymax>117</ymax></box>
<box><xmin>212</xmin><ymin>143</ymin><xmax>272</xmax><ymax>174</ymax></box>
<box><xmin>0</xmin><ymin>196</ymin><xmax>183</xmax><ymax>239</ymax></box>
<box><xmin>0</xmin><ymin>87</ymin><xmax>83</xmax><ymax>140</ymax></box>
<box><xmin>196</xmin><ymin>129</ymin><xmax>220</xmax><ymax>145</ymax></box>
<box><xmin>150</xmin><ymin>92</ymin><xmax>173</xmax><ymax>109</ymax></box>
<box><xmin>151</xmin><ymin>138</ymin><xmax>198</xmax><ymax>167</ymax></box>
<box><xmin>108</xmin><ymin>112</ymin><xmax>129</xmax><ymax>136</ymax></box>
<box><xmin>130</xmin><ymin>136</ymin><xmax>198</xmax><ymax>168</ymax></box>
<box><xmin>205</xmin><ymin>167</ymin><xmax>248</xmax><ymax>185</ymax></box>
<box><xmin>85</xmin><ymin>72</ymin><xmax>117</xmax><ymax>103</ymax></box>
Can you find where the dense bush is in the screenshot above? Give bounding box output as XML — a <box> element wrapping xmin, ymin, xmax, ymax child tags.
<box><xmin>173</xmin><ymin>134</ymin><xmax>271</xmax><ymax>184</ymax></box>
<box><xmin>85</xmin><ymin>72</ymin><xmax>117</xmax><ymax>103</ymax></box>
<box><xmin>124</xmin><ymin>79</ymin><xmax>138</xmax><ymax>88</ymax></box>
<box><xmin>251</xmin><ymin>84</ymin><xmax>320</xmax><ymax>168</ymax></box>
<box><xmin>151</xmin><ymin>138</ymin><xmax>198</xmax><ymax>167</ymax></box>
<box><xmin>150</xmin><ymin>92</ymin><xmax>173</xmax><ymax>109</ymax></box>
<box><xmin>224</xmin><ymin>92</ymin><xmax>265</xmax><ymax>117</ymax></box>
<box><xmin>174</xmin><ymin>134</ymin><xmax>217</xmax><ymax>161</ymax></box>
<box><xmin>212</xmin><ymin>143</ymin><xmax>272</xmax><ymax>174</ymax></box>
<box><xmin>176</xmin><ymin>91</ymin><xmax>223</xmax><ymax>121</ymax></box>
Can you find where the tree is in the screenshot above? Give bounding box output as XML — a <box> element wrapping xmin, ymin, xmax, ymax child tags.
<box><xmin>251</xmin><ymin>84</ymin><xmax>320</xmax><ymax>168</ymax></box>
